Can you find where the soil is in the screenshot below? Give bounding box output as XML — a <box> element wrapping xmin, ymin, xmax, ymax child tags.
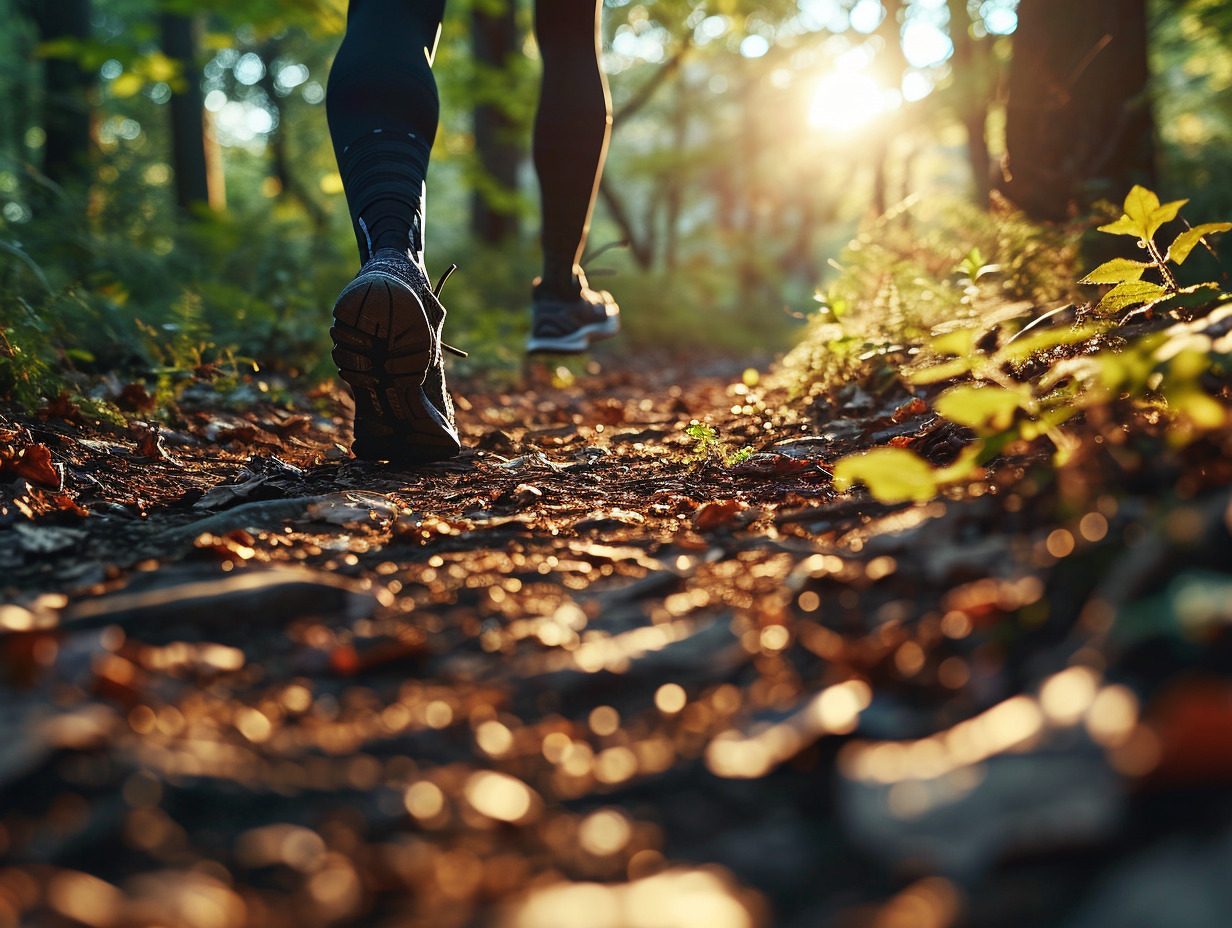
<box><xmin>2</xmin><ymin>351</ymin><xmax>1232</xmax><ymax>928</ymax></box>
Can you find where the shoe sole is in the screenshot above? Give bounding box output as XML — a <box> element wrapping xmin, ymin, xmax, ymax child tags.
<box><xmin>526</xmin><ymin>315</ymin><xmax>621</xmax><ymax>354</ymax></box>
<box><xmin>331</xmin><ymin>271</ymin><xmax>461</xmax><ymax>463</ymax></box>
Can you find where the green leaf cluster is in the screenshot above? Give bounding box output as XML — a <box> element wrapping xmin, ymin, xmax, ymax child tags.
<box><xmin>829</xmin><ymin>187</ymin><xmax>1232</xmax><ymax>505</ymax></box>
<box><xmin>1080</xmin><ymin>185</ymin><xmax>1231</xmax><ymax>316</ymax></box>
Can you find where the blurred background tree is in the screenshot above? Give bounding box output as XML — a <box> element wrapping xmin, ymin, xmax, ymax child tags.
<box><xmin>1000</xmin><ymin>0</ymin><xmax>1154</xmax><ymax>220</ymax></box>
<box><xmin>1</xmin><ymin>0</ymin><xmax>1230</xmax><ymax>401</ymax></box>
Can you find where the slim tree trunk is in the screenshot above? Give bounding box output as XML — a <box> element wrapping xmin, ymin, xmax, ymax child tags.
<box><xmin>258</xmin><ymin>42</ymin><xmax>328</xmax><ymax>229</ymax></box>
<box><xmin>29</xmin><ymin>0</ymin><xmax>94</xmax><ymax>187</ymax></box>
<box><xmin>161</xmin><ymin>12</ymin><xmax>224</xmax><ymax>211</ymax></box>
<box><xmin>948</xmin><ymin>0</ymin><xmax>992</xmax><ymax>205</ymax></box>
<box><xmin>598</xmin><ymin>177</ymin><xmax>652</xmax><ymax>269</ymax></box>
<box><xmin>471</xmin><ymin>0</ymin><xmax>520</xmax><ymax>243</ymax></box>
<box><xmin>663</xmin><ymin>84</ymin><xmax>689</xmax><ymax>273</ymax></box>
<box><xmin>870</xmin><ymin>0</ymin><xmax>907</xmax><ymax>216</ymax></box>
<box><xmin>1000</xmin><ymin>0</ymin><xmax>1155</xmax><ymax>220</ymax></box>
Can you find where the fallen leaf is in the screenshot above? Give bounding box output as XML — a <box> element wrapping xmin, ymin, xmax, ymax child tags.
<box><xmin>11</xmin><ymin>445</ymin><xmax>62</xmax><ymax>488</ymax></box>
<box><xmin>42</xmin><ymin>491</ymin><xmax>88</xmax><ymax>518</ymax></box>
<box><xmin>40</xmin><ymin>390</ymin><xmax>83</xmax><ymax>423</ymax></box>
<box><xmin>133</xmin><ymin>425</ymin><xmax>176</xmax><ymax>462</ymax></box>
<box><xmin>501</xmin><ymin>484</ymin><xmax>543</xmax><ymax>507</ymax></box>
<box><xmin>593</xmin><ymin>398</ymin><xmax>626</xmax><ymax>426</ymax></box>
<box><xmin>890</xmin><ymin>397</ymin><xmax>928</xmax><ymax>422</ymax></box>
<box><xmin>117</xmin><ymin>382</ymin><xmax>157</xmax><ymax>413</ymax></box>
<box><xmin>693</xmin><ymin>499</ymin><xmax>748</xmax><ymax>531</ymax></box>
<box><xmin>216</xmin><ymin>423</ymin><xmax>259</xmax><ymax>446</ymax></box>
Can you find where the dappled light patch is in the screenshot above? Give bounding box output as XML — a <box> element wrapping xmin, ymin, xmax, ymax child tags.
<box><xmin>500</xmin><ymin>868</ymin><xmax>759</xmax><ymax>928</ymax></box>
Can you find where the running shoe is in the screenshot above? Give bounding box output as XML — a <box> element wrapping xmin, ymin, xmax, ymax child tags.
<box><xmin>330</xmin><ymin>247</ymin><xmax>464</xmax><ymax>463</ymax></box>
<box><xmin>526</xmin><ymin>271</ymin><xmax>620</xmax><ymax>354</ymax></box>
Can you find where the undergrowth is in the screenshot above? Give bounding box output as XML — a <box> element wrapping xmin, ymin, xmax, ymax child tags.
<box><xmin>1</xmin><ymin>180</ymin><xmax>801</xmax><ymax>418</ymax></box>
<box><xmin>779</xmin><ymin>195</ymin><xmax>1084</xmax><ymax>406</ymax></box>
<box><xmin>0</xmin><ymin>178</ymin><xmax>351</xmax><ymax>413</ymax></box>
<box><xmin>815</xmin><ymin>187</ymin><xmax>1232</xmax><ymax>503</ymax></box>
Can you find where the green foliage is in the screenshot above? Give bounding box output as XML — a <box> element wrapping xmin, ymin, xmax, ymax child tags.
<box><xmin>828</xmin><ymin>188</ymin><xmax>1232</xmax><ymax>504</ymax></box>
<box><xmin>933</xmin><ymin>383</ymin><xmax>1033</xmax><ymax>435</ymax></box>
<box><xmin>685</xmin><ymin>420</ymin><xmax>751</xmax><ymax>466</ymax></box>
<box><xmin>832</xmin><ymin>446</ymin><xmax>983</xmax><ymax>503</ymax></box>
<box><xmin>781</xmin><ymin>197</ymin><xmax>1082</xmax><ymax>402</ymax></box>
<box><xmin>1079</xmin><ymin>186</ymin><xmax>1231</xmax><ymax>317</ymax></box>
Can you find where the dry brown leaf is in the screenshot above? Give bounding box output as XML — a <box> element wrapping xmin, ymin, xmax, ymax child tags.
<box><xmin>693</xmin><ymin>499</ymin><xmax>748</xmax><ymax>531</ymax></box>
<box><xmin>10</xmin><ymin>444</ymin><xmax>62</xmax><ymax>488</ymax></box>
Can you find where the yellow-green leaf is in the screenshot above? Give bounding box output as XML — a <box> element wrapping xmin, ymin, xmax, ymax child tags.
<box><xmin>141</xmin><ymin>52</ymin><xmax>182</xmax><ymax>84</ymax></box>
<box><xmin>1099</xmin><ymin>186</ymin><xmax>1188</xmax><ymax>241</ymax></box>
<box><xmin>34</xmin><ymin>37</ymin><xmax>82</xmax><ymax>60</ymax></box>
<box><xmin>1166</xmin><ymin>346</ymin><xmax>1211</xmax><ymax>381</ymax></box>
<box><xmin>1095</xmin><ymin>280</ymin><xmax>1167</xmax><ymax>314</ymax></box>
<box><xmin>1098</xmin><ymin>216</ymin><xmax>1145</xmax><ymax>238</ymax></box>
<box><xmin>833</xmin><ymin>448</ymin><xmax>940</xmax><ymax>503</ymax></box>
<box><xmin>1021</xmin><ymin>404</ymin><xmax>1080</xmax><ymax>439</ymax></box>
<box><xmin>1168</xmin><ymin>387</ymin><xmax>1227</xmax><ymax>430</ymax></box>
<box><xmin>934</xmin><ymin>384</ymin><xmax>1031</xmax><ymax>434</ymax></box>
<box><xmin>908</xmin><ymin>357</ymin><xmax>972</xmax><ymax>385</ymax></box>
<box><xmin>1167</xmin><ymin>223</ymin><xmax>1232</xmax><ymax>265</ymax></box>
<box><xmin>1123</xmin><ymin>185</ymin><xmax>1160</xmax><ymax>217</ymax></box>
<box><xmin>929</xmin><ymin>328</ymin><xmax>976</xmax><ymax>357</ymax></box>
<box><xmin>1079</xmin><ymin>257</ymin><xmax>1151</xmax><ymax>285</ymax></box>
<box><xmin>934</xmin><ymin>445</ymin><xmax>985</xmax><ymax>484</ymax></box>
<box><xmin>1146</xmin><ymin>199</ymin><xmax>1188</xmax><ymax>240</ymax></box>
<box><xmin>996</xmin><ymin>324</ymin><xmax>1107</xmax><ymax>364</ymax></box>
<box><xmin>1125</xmin><ymin>186</ymin><xmax>1189</xmax><ymax>241</ymax></box>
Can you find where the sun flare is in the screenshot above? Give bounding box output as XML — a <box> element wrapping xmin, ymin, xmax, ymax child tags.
<box><xmin>808</xmin><ymin>71</ymin><xmax>887</xmax><ymax>132</ymax></box>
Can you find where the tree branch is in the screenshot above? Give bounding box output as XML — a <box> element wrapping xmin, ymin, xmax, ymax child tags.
<box><xmin>612</xmin><ymin>35</ymin><xmax>692</xmax><ymax>130</ymax></box>
<box><xmin>598</xmin><ymin>177</ymin><xmax>652</xmax><ymax>269</ymax></box>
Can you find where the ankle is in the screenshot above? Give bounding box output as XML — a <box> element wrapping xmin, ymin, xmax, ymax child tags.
<box><xmin>540</xmin><ymin>255</ymin><xmax>584</xmax><ymax>295</ymax></box>
<box><xmin>357</xmin><ymin>198</ymin><xmax>423</xmax><ymax>263</ymax></box>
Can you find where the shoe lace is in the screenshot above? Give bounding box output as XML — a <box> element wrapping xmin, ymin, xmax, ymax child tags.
<box><xmin>432</xmin><ymin>264</ymin><xmax>468</xmax><ymax>359</ymax></box>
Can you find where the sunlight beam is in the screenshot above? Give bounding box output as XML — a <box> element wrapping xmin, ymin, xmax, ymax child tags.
<box><xmin>808</xmin><ymin>71</ymin><xmax>888</xmax><ymax>132</ymax></box>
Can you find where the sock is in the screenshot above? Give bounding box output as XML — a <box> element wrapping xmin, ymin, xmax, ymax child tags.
<box><xmin>337</xmin><ymin>130</ymin><xmax>431</xmax><ymax>264</ymax></box>
<box><xmin>538</xmin><ymin>257</ymin><xmax>582</xmax><ymax>298</ymax></box>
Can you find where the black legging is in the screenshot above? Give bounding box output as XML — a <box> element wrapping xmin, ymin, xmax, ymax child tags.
<box><xmin>326</xmin><ymin>0</ymin><xmax>611</xmax><ymax>292</ymax></box>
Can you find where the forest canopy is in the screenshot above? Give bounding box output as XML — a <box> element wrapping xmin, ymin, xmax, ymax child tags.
<box><xmin>2</xmin><ymin>0</ymin><xmax>1231</xmax><ymax>393</ymax></box>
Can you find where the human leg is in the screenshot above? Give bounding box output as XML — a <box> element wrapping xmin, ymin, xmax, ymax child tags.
<box><xmin>526</xmin><ymin>0</ymin><xmax>621</xmax><ymax>354</ymax></box>
<box><xmin>326</xmin><ymin>0</ymin><xmax>462</xmax><ymax>462</ymax></box>
<box><xmin>532</xmin><ymin>0</ymin><xmax>611</xmax><ymax>295</ymax></box>
<box><xmin>326</xmin><ymin>0</ymin><xmax>445</xmax><ymax>262</ymax></box>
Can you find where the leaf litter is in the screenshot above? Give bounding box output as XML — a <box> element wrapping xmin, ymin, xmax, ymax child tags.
<box><xmin>1</xmin><ymin>344</ymin><xmax>1232</xmax><ymax>928</ymax></box>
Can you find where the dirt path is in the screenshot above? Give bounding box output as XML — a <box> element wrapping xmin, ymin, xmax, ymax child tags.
<box><xmin>2</xmin><ymin>359</ymin><xmax>1231</xmax><ymax>927</ymax></box>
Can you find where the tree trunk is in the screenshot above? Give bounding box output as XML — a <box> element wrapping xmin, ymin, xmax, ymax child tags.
<box><xmin>869</xmin><ymin>0</ymin><xmax>907</xmax><ymax>216</ymax></box>
<box><xmin>258</xmin><ymin>42</ymin><xmax>328</xmax><ymax>230</ymax></box>
<box><xmin>1000</xmin><ymin>0</ymin><xmax>1156</xmax><ymax>220</ymax></box>
<box><xmin>471</xmin><ymin>0</ymin><xmax>520</xmax><ymax>244</ymax></box>
<box><xmin>947</xmin><ymin>0</ymin><xmax>992</xmax><ymax>206</ymax></box>
<box><xmin>663</xmin><ymin>85</ymin><xmax>689</xmax><ymax>273</ymax></box>
<box><xmin>161</xmin><ymin>13</ymin><xmax>224</xmax><ymax>211</ymax></box>
<box><xmin>29</xmin><ymin>0</ymin><xmax>94</xmax><ymax>188</ymax></box>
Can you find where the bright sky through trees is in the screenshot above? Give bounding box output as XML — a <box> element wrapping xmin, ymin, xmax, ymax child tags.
<box><xmin>801</xmin><ymin>0</ymin><xmax>1019</xmax><ymax>132</ymax></box>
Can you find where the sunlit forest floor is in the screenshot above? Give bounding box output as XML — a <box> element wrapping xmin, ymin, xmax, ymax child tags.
<box><xmin>4</xmin><ymin>277</ymin><xmax>1232</xmax><ymax>928</ymax></box>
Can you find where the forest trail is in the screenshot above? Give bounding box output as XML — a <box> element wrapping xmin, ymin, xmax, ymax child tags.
<box><xmin>2</xmin><ymin>356</ymin><xmax>1232</xmax><ymax>927</ymax></box>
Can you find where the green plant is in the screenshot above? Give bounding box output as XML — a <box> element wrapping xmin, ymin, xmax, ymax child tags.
<box><xmin>685</xmin><ymin>421</ymin><xmax>752</xmax><ymax>466</ymax></box>
<box><xmin>830</xmin><ymin>187</ymin><xmax>1232</xmax><ymax>504</ymax></box>
<box><xmin>781</xmin><ymin>197</ymin><xmax>1084</xmax><ymax>405</ymax></box>
<box><xmin>1079</xmin><ymin>185</ymin><xmax>1231</xmax><ymax>317</ymax></box>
